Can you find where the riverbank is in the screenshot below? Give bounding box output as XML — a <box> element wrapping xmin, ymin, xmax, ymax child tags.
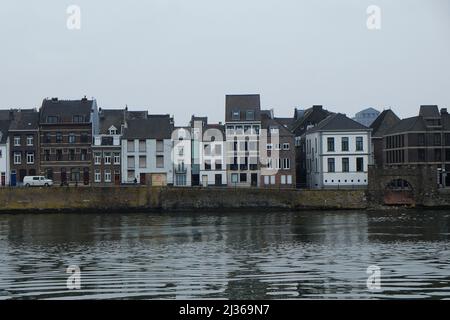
<box><xmin>0</xmin><ymin>187</ymin><xmax>368</xmax><ymax>213</ymax></box>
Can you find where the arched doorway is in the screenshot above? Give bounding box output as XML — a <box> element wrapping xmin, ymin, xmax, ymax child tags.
<box><xmin>384</xmin><ymin>179</ymin><xmax>414</xmax><ymax>205</ymax></box>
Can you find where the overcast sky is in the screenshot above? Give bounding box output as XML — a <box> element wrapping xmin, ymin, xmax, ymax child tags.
<box><xmin>0</xmin><ymin>0</ymin><xmax>449</xmax><ymax>125</ymax></box>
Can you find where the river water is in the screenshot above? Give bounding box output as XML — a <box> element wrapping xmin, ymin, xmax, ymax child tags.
<box><xmin>0</xmin><ymin>210</ymin><xmax>449</xmax><ymax>300</ymax></box>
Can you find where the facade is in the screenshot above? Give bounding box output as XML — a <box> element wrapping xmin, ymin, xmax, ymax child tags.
<box><xmin>352</xmin><ymin>107</ymin><xmax>380</xmax><ymax>127</ymax></box>
<box><xmin>370</xmin><ymin>109</ymin><xmax>400</xmax><ymax>167</ymax></box>
<box><xmin>0</xmin><ymin>120</ymin><xmax>11</xmax><ymax>187</ymax></box>
<box><xmin>305</xmin><ymin>113</ymin><xmax>372</xmax><ymax>189</ymax></box>
<box><xmin>92</xmin><ymin>108</ymin><xmax>147</xmax><ymax>186</ymax></box>
<box><xmin>383</xmin><ymin>105</ymin><xmax>450</xmax><ymax>187</ymax></box>
<box><xmin>39</xmin><ymin>97</ymin><xmax>99</xmax><ymax>185</ymax></box>
<box><xmin>122</xmin><ymin>115</ymin><xmax>174</xmax><ymax>186</ymax></box>
<box><xmin>172</xmin><ymin>126</ymin><xmax>192</xmax><ymax>187</ymax></box>
<box><xmin>260</xmin><ymin>110</ymin><xmax>296</xmax><ymax>188</ymax></box>
<box><xmin>200</xmin><ymin>123</ymin><xmax>227</xmax><ymax>187</ymax></box>
<box><xmin>8</xmin><ymin>109</ymin><xmax>40</xmax><ymax>185</ymax></box>
<box><xmin>290</xmin><ymin>105</ymin><xmax>331</xmax><ymax>187</ymax></box>
<box><xmin>225</xmin><ymin>95</ymin><xmax>261</xmax><ymax>187</ymax></box>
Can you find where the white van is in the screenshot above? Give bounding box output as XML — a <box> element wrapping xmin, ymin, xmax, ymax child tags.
<box><xmin>23</xmin><ymin>176</ymin><xmax>54</xmax><ymax>187</ymax></box>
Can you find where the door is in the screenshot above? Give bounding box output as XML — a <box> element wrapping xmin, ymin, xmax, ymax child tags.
<box><xmin>10</xmin><ymin>171</ymin><xmax>16</xmax><ymax>187</ymax></box>
<box><xmin>114</xmin><ymin>172</ymin><xmax>120</xmax><ymax>185</ymax></box>
<box><xmin>140</xmin><ymin>173</ymin><xmax>146</xmax><ymax>185</ymax></box>
<box><xmin>251</xmin><ymin>173</ymin><xmax>258</xmax><ymax>187</ymax></box>
<box><xmin>1</xmin><ymin>172</ymin><xmax>5</xmax><ymax>186</ymax></box>
<box><xmin>83</xmin><ymin>168</ymin><xmax>89</xmax><ymax>185</ymax></box>
<box><xmin>202</xmin><ymin>175</ymin><xmax>208</xmax><ymax>187</ymax></box>
<box><xmin>61</xmin><ymin>168</ymin><xmax>67</xmax><ymax>185</ymax></box>
<box><xmin>215</xmin><ymin>174</ymin><xmax>222</xmax><ymax>186</ymax></box>
<box><xmin>19</xmin><ymin>169</ymin><xmax>27</xmax><ymax>184</ymax></box>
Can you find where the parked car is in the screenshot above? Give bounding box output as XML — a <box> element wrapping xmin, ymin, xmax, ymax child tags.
<box><xmin>23</xmin><ymin>176</ymin><xmax>54</xmax><ymax>187</ymax></box>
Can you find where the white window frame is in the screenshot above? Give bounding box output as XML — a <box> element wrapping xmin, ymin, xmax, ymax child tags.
<box><xmin>14</xmin><ymin>136</ymin><xmax>20</xmax><ymax>146</ymax></box>
<box><xmin>113</xmin><ymin>153</ymin><xmax>120</xmax><ymax>164</ymax></box>
<box><xmin>94</xmin><ymin>170</ymin><xmax>101</xmax><ymax>183</ymax></box>
<box><xmin>26</xmin><ymin>152</ymin><xmax>34</xmax><ymax>164</ymax></box>
<box><xmin>26</xmin><ymin>136</ymin><xmax>34</xmax><ymax>146</ymax></box>
<box><xmin>14</xmin><ymin>152</ymin><xmax>21</xmax><ymax>164</ymax></box>
<box><xmin>104</xmin><ymin>152</ymin><xmax>112</xmax><ymax>165</ymax></box>
<box><xmin>104</xmin><ymin>169</ymin><xmax>112</xmax><ymax>183</ymax></box>
<box><xmin>94</xmin><ymin>152</ymin><xmax>101</xmax><ymax>165</ymax></box>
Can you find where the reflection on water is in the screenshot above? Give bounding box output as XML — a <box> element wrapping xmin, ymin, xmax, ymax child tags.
<box><xmin>0</xmin><ymin>210</ymin><xmax>449</xmax><ymax>299</ymax></box>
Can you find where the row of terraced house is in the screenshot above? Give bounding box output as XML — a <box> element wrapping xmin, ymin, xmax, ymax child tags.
<box><xmin>0</xmin><ymin>94</ymin><xmax>447</xmax><ymax>189</ymax></box>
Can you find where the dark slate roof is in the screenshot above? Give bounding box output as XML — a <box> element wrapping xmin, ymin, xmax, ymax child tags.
<box><xmin>225</xmin><ymin>94</ymin><xmax>261</xmax><ymax>122</ymax></box>
<box><xmin>419</xmin><ymin>105</ymin><xmax>440</xmax><ymax>118</ymax></box>
<box><xmin>0</xmin><ymin>120</ymin><xmax>11</xmax><ymax>144</ymax></box>
<box><xmin>0</xmin><ymin>110</ymin><xmax>12</xmax><ymax>121</ymax></box>
<box><xmin>370</xmin><ymin>109</ymin><xmax>401</xmax><ymax>138</ymax></box>
<box><xmin>262</xmin><ymin>114</ymin><xmax>294</xmax><ymax>137</ymax></box>
<box><xmin>384</xmin><ymin>116</ymin><xmax>427</xmax><ymax>135</ymax></box>
<box><xmin>306</xmin><ymin>113</ymin><xmax>370</xmax><ymax>134</ymax></box>
<box><xmin>40</xmin><ymin>98</ymin><xmax>94</xmax><ymax>124</ymax></box>
<box><xmin>274</xmin><ymin>117</ymin><xmax>295</xmax><ymax>128</ymax></box>
<box><xmin>290</xmin><ymin>105</ymin><xmax>332</xmax><ymax>134</ymax></box>
<box><xmin>99</xmin><ymin>109</ymin><xmax>125</xmax><ymax>134</ymax></box>
<box><xmin>123</xmin><ymin>115</ymin><xmax>174</xmax><ymax>139</ymax></box>
<box><xmin>9</xmin><ymin>110</ymin><xmax>39</xmax><ymax>131</ymax></box>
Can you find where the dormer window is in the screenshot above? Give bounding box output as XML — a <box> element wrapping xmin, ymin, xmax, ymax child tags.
<box><xmin>270</xmin><ymin>126</ymin><xmax>279</xmax><ymax>134</ymax></box>
<box><xmin>47</xmin><ymin>116</ymin><xmax>58</xmax><ymax>123</ymax></box>
<box><xmin>108</xmin><ymin>126</ymin><xmax>119</xmax><ymax>135</ymax></box>
<box><xmin>246</xmin><ymin>110</ymin><xmax>255</xmax><ymax>121</ymax></box>
<box><xmin>73</xmin><ymin>115</ymin><xmax>84</xmax><ymax>123</ymax></box>
<box><xmin>232</xmin><ymin>110</ymin><xmax>240</xmax><ymax>121</ymax></box>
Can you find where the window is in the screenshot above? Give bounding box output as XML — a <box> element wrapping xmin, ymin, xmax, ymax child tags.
<box><xmin>69</xmin><ymin>149</ymin><xmax>75</xmax><ymax>161</ymax></box>
<box><xmin>205</xmin><ymin>160</ymin><xmax>211</xmax><ymax>170</ymax></box>
<box><xmin>56</xmin><ymin>132</ymin><xmax>62</xmax><ymax>143</ymax></box>
<box><xmin>81</xmin><ymin>149</ymin><xmax>87</xmax><ymax>161</ymax></box>
<box><xmin>342</xmin><ymin>158</ymin><xmax>350</xmax><ymax>172</ymax></box>
<box><xmin>283</xmin><ymin>158</ymin><xmax>291</xmax><ymax>170</ymax></box>
<box><xmin>156</xmin><ymin>155</ymin><xmax>164</xmax><ymax>168</ymax></box>
<box><xmin>94</xmin><ymin>152</ymin><xmax>101</xmax><ymax>165</ymax></box>
<box><xmin>287</xmin><ymin>175</ymin><xmax>292</xmax><ymax>184</ymax></box>
<box><xmin>267</xmin><ymin>144</ymin><xmax>273</xmax><ymax>150</ymax></box>
<box><xmin>69</xmin><ymin>133</ymin><xmax>76</xmax><ymax>144</ymax></box>
<box><xmin>231</xmin><ymin>173</ymin><xmax>239</xmax><ymax>183</ymax></box>
<box><xmin>270</xmin><ymin>176</ymin><xmax>276</xmax><ymax>185</ymax></box>
<box><xmin>356</xmin><ymin>137</ymin><xmax>364</xmax><ymax>151</ymax></box>
<box><xmin>14</xmin><ymin>152</ymin><xmax>21</xmax><ymax>164</ymax></box>
<box><xmin>14</xmin><ymin>136</ymin><xmax>20</xmax><ymax>146</ymax></box>
<box><xmin>56</xmin><ymin>149</ymin><xmax>63</xmax><ymax>161</ymax></box>
<box><xmin>235</xmin><ymin>126</ymin><xmax>243</xmax><ymax>135</ymax></box>
<box><xmin>341</xmin><ymin>137</ymin><xmax>349</xmax><ymax>151</ymax></box>
<box><xmin>270</xmin><ymin>126</ymin><xmax>279</xmax><ymax>134</ymax></box>
<box><xmin>156</xmin><ymin>140</ymin><xmax>164</xmax><ymax>152</ymax></box>
<box><xmin>226</xmin><ymin>126</ymin><xmax>234</xmax><ymax>135</ymax></box>
<box><xmin>44</xmin><ymin>133</ymin><xmax>51</xmax><ymax>143</ymax></box>
<box><xmin>104</xmin><ymin>170</ymin><xmax>112</xmax><ymax>182</ymax></box>
<box><xmin>327</xmin><ymin>137</ymin><xmax>335</xmax><ymax>152</ymax></box>
<box><xmin>215</xmin><ymin>160</ymin><xmax>222</xmax><ymax>170</ymax></box>
<box><xmin>94</xmin><ymin>170</ymin><xmax>101</xmax><ymax>183</ymax></box>
<box><xmin>253</xmin><ymin>126</ymin><xmax>260</xmax><ymax>135</ymax></box>
<box><xmin>328</xmin><ymin>158</ymin><xmax>335</xmax><ymax>172</ymax></box>
<box><xmin>246</xmin><ymin>110</ymin><xmax>255</xmax><ymax>120</ymax></box>
<box><xmin>127</xmin><ymin>140</ymin><xmax>135</xmax><ymax>152</ymax></box>
<box><xmin>70</xmin><ymin>168</ymin><xmax>80</xmax><ymax>182</ymax></box>
<box><xmin>104</xmin><ymin>152</ymin><xmax>111</xmax><ymax>164</ymax></box>
<box><xmin>73</xmin><ymin>115</ymin><xmax>84</xmax><ymax>123</ymax></box>
<box><xmin>267</xmin><ymin>158</ymin><xmax>273</xmax><ymax>169</ymax></box>
<box><xmin>240</xmin><ymin>173</ymin><xmax>247</xmax><ymax>182</ymax></box>
<box><xmin>204</xmin><ymin>144</ymin><xmax>212</xmax><ymax>156</ymax></box>
<box><xmin>109</xmin><ymin>127</ymin><xmax>118</xmax><ymax>135</ymax></box>
<box><xmin>356</xmin><ymin>157</ymin><xmax>364</xmax><ymax>172</ymax></box>
<box><xmin>232</xmin><ymin>110</ymin><xmax>240</xmax><ymax>120</ymax></box>
<box><xmin>26</xmin><ymin>152</ymin><xmax>34</xmax><ymax>164</ymax></box>
<box><xmin>418</xmin><ymin>149</ymin><xmax>426</xmax><ymax>161</ymax></box>
<box><xmin>114</xmin><ymin>153</ymin><xmax>120</xmax><ymax>164</ymax></box>
<box><xmin>127</xmin><ymin>156</ymin><xmax>135</xmax><ymax>169</ymax></box>
<box><xmin>139</xmin><ymin>156</ymin><xmax>146</xmax><ymax>168</ymax></box>
<box><xmin>214</xmin><ymin>144</ymin><xmax>222</xmax><ymax>156</ymax></box>
<box><xmin>139</xmin><ymin>140</ymin><xmax>146</xmax><ymax>152</ymax></box>
<box><xmin>283</xmin><ymin>143</ymin><xmax>290</xmax><ymax>150</ymax></box>
<box><xmin>47</xmin><ymin>116</ymin><xmax>58</xmax><ymax>123</ymax></box>
<box><xmin>80</xmin><ymin>133</ymin><xmax>89</xmax><ymax>143</ymax></box>
<box><xmin>264</xmin><ymin>176</ymin><xmax>270</xmax><ymax>185</ymax></box>
<box><xmin>27</xmin><ymin>136</ymin><xmax>33</xmax><ymax>146</ymax></box>
<box><xmin>418</xmin><ymin>134</ymin><xmax>425</xmax><ymax>146</ymax></box>
<box><xmin>281</xmin><ymin>175</ymin><xmax>286</xmax><ymax>184</ymax></box>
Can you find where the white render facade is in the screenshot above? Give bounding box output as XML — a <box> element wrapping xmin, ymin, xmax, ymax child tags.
<box><xmin>199</xmin><ymin>133</ymin><xmax>227</xmax><ymax>187</ymax></box>
<box><xmin>121</xmin><ymin>138</ymin><xmax>173</xmax><ymax>186</ymax></box>
<box><xmin>172</xmin><ymin>127</ymin><xmax>192</xmax><ymax>187</ymax></box>
<box><xmin>0</xmin><ymin>139</ymin><xmax>9</xmax><ymax>187</ymax></box>
<box><xmin>305</xmin><ymin>130</ymin><xmax>372</xmax><ymax>189</ymax></box>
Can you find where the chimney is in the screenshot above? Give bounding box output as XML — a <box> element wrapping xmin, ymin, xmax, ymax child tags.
<box><xmin>81</xmin><ymin>95</ymin><xmax>88</xmax><ymax>102</ymax></box>
<box><xmin>312</xmin><ymin>105</ymin><xmax>323</xmax><ymax>111</ymax></box>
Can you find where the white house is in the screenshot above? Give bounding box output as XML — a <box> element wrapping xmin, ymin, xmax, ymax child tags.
<box><xmin>121</xmin><ymin>115</ymin><xmax>174</xmax><ymax>186</ymax></box>
<box><xmin>172</xmin><ymin>127</ymin><xmax>192</xmax><ymax>187</ymax></box>
<box><xmin>0</xmin><ymin>120</ymin><xmax>10</xmax><ymax>187</ymax></box>
<box><xmin>305</xmin><ymin>113</ymin><xmax>372</xmax><ymax>189</ymax></box>
<box><xmin>199</xmin><ymin>123</ymin><xmax>227</xmax><ymax>187</ymax></box>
